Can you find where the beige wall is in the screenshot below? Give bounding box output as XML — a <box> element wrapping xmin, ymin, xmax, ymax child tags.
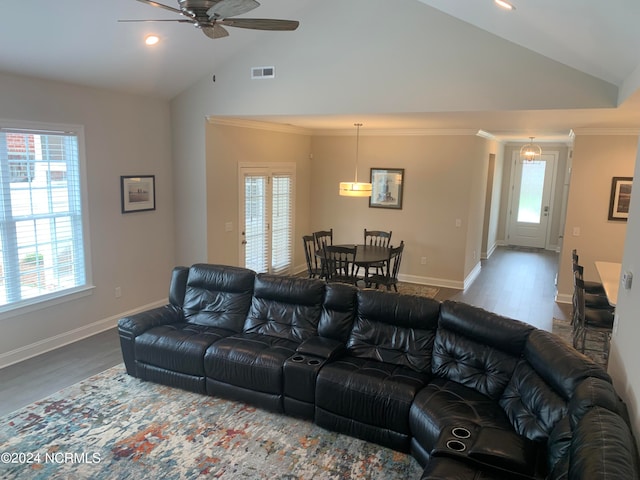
<box><xmin>205</xmin><ymin>121</ymin><xmax>312</xmax><ymax>269</ymax></box>
<box><xmin>0</xmin><ymin>72</ymin><xmax>176</xmax><ymax>366</ymax></box>
<box><xmin>609</xmin><ymin>136</ymin><xmax>640</xmax><ymax>449</ymax></box>
<box><xmin>310</xmin><ymin>133</ymin><xmax>493</xmax><ymax>287</ymax></box>
<box><xmin>557</xmin><ymin>135</ymin><xmax>637</xmax><ymax>300</ymax></box>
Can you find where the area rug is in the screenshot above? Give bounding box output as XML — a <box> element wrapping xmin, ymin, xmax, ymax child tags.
<box><xmin>552</xmin><ymin>317</ymin><xmax>607</xmax><ymax>367</ymax></box>
<box><xmin>394</xmin><ymin>282</ymin><xmax>439</xmax><ymax>299</ymax></box>
<box><xmin>0</xmin><ymin>365</ymin><xmax>422</xmax><ymax>480</ymax></box>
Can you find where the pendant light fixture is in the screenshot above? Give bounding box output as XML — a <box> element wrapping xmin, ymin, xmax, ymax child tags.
<box><xmin>339</xmin><ymin>123</ymin><xmax>372</xmax><ymax>197</ymax></box>
<box><xmin>520</xmin><ymin>137</ymin><xmax>542</xmax><ymax>162</ymax></box>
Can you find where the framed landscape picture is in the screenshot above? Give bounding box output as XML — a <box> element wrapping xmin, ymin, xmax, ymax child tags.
<box><xmin>121</xmin><ymin>175</ymin><xmax>156</xmax><ymax>213</ymax></box>
<box><xmin>370</xmin><ymin>168</ymin><xmax>404</xmax><ymax>209</ymax></box>
<box><xmin>608</xmin><ymin>176</ymin><xmax>632</xmax><ymax>221</ymax></box>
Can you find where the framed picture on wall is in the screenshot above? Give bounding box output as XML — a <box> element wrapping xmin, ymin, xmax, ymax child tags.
<box><xmin>608</xmin><ymin>176</ymin><xmax>632</xmax><ymax>221</ymax></box>
<box><xmin>121</xmin><ymin>175</ymin><xmax>156</xmax><ymax>213</ymax></box>
<box><xmin>369</xmin><ymin>168</ymin><xmax>404</xmax><ymax>209</ymax></box>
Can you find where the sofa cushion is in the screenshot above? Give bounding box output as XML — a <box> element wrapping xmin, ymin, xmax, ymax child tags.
<box><xmin>409</xmin><ymin>378</ymin><xmax>513</xmax><ymax>456</ymax></box>
<box><xmin>318</xmin><ymin>282</ymin><xmax>358</xmax><ymax>342</ymax></box>
<box><xmin>242</xmin><ymin>274</ymin><xmax>325</xmax><ymax>342</ymax></box>
<box><xmin>316</xmin><ymin>356</ymin><xmax>431</xmax><ymax>438</ymax></box>
<box><xmin>183</xmin><ymin>264</ymin><xmax>255</xmax><ymax>330</ymax></box>
<box><xmin>347</xmin><ymin>290</ymin><xmax>441</xmax><ymax>372</ymax></box>
<box><xmin>568</xmin><ymin>407</ymin><xmax>639</xmax><ymax>480</ymax></box>
<box><xmin>203</xmin><ymin>332</ymin><xmax>299</xmax><ymax>395</ymax></box>
<box><xmin>524</xmin><ymin>330</ymin><xmax>611</xmax><ymax>401</ymax></box>
<box><xmin>499</xmin><ymin>360</ymin><xmax>568</xmax><ymax>442</ymax></box>
<box><xmin>135</xmin><ymin>323</ymin><xmax>234</xmax><ymax>376</ymax></box>
<box><xmin>420</xmin><ymin>456</ymin><xmax>512</xmax><ymax>480</ymax></box>
<box><xmin>432</xmin><ymin>301</ymin><xmax>533</xmax><ymax>399</ymax></box>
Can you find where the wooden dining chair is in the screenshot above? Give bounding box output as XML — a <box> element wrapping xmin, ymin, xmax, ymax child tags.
<box><xmin>366</xmin><ymin>241</ymin><xmax>404</xmax><ymax>292</ymax></box>
<box><xmin>364</xmin><ymin>229</ymin><xmax>392</xmax><ymax>247</ymax></box>
<box><xmin>362</xmin><ymin>229</ymin><xmax>392</xmax><ymax>278</ymax></box>
<box><xmin>313</xmin><ymin>229</ymin><xmax>333</xmax><ymax>278</ymax></box>
<box><xmin>323</xmin><ymin>244</ymin><xmax>360</xmax><ymax>285</ymax></box>
<box><xmin>302</xmin><ymin>235</ymin><xmax>322</xmax><ymax>278</ymax></box>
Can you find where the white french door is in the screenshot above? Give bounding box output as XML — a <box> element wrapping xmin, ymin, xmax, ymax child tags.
<box><xmin>239</xmin><ymin>165</ymin><xmax>295</xmax><ymax>274</ymax></box>
<box><xmin>507</xmin><ymin>151</ymin><xmax>558</xmax><ymax>248</ymax></box>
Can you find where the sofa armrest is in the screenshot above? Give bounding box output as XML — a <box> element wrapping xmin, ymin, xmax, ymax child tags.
<box><xmin>117</xmin><ymin>304</ymin><xmax>182</xmax><ymax>338</ymax></box>
<box><xmin>296</xmin><ymin>336</ymin><xmax>346</xmax><ymax>360</ymax></box>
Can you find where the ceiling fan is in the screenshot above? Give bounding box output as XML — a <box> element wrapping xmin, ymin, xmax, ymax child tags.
<box><xmin>119</xmin><ymin>0</ymin><xmax>300</xmax><ymax>39</ymax></box>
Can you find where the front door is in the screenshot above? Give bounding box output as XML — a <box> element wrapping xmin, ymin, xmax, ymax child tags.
<box><xmin>507</xmin><ymin>151</ymin><xmax>557</xmax><ymax>248</ymax></box>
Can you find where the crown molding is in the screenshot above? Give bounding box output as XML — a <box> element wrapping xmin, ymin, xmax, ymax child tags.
<box><xmin>311</xmin><ymin>128</ymin><xmax>480</xmax><ymax>137</ymax></box>
<box><xmin>206</xmin><ymin>117</ymin><xmax>311</xmax><ymax>135</ymax></box>
<box><xmin>571</xmin><ymin>127</ymin><xmax>640</xmax><ymax>136</ymax></box>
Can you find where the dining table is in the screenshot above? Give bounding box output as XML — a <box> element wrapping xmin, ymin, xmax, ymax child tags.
<box><xmin>316</xmin><ymin>244</ymin><xmax>392</xmax><ymax>278</ymax></box>
<box><xmin>594</xmin><ymin>261</ymin><xmax>622</xmax><ymax>307</ymax></box>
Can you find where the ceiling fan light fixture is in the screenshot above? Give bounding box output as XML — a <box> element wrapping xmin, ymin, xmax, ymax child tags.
<box><xmin>494</xmin><ymin>0</ymin><xmax>515</xmax><ymax>11</ymax></box>
<box><xmin>144</xmin><ymin>34</ymin><xmax>160</xmax><ymax>46</ymax></box>
<box><xmin>520</xmin><ymin>137</ymin><xmax>542</xmax><ymax>162</ymax></box>
<box><xmin>339</xmin><ymin>123</ymin><xmax>372</xmax><ymax>198</ymax></box>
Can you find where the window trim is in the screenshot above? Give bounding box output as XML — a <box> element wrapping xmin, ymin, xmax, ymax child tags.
<box><xmin>0</xmin><ymin>119</ymin><xmax>93</xmax><ymax>316</ymax></box>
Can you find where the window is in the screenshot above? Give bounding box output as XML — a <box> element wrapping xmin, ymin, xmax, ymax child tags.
<box><xmin>0</xmin><ymin>123</ymin><xmax>89</xmax><ymax>312</ymax></box>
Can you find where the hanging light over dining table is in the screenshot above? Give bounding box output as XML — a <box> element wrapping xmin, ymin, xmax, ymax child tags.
<box><xmin>339</xmin><ymin>123</ymin><xmax>372</xmax><ymax>197</ymax></box>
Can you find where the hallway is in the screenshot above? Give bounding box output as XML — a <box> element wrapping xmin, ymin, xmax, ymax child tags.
<box><xmin>437</xmin><ymin>246</ymin><xmax>567</xmax><ymax>332</ymax></box>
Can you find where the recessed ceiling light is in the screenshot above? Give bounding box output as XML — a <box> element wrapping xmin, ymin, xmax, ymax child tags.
<box><xmin>145</xmin><ymin>35</ymin><xmax>160</xmax><ymax>46</ymax></box>
<box><xmin>494</xmin><ymin>0</ymin><xmax>515</xmax><ymax>10</ymax></box>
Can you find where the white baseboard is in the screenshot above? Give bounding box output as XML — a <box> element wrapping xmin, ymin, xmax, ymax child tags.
<box><xmin>399</xmin><ymin>274</ymin><xmax>464</xmax><ymax>290</ymax></box>
<box><xmin>464</xmin><ymin>262</ymin><xmax>482</xmax><ymax>290</ymax></box>
<box><xmin>0</xmin><ymin>299</ymin><xmax>167</xmax><ymax>370</ymax></box>
<box><xmin>555</xmin><ymin>293</ymin><xmax>572</xmax><ymax>304</ymax></box>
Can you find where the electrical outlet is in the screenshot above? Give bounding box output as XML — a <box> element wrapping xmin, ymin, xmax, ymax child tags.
<box><xmin>421</xmin><ymin>257</ymin><xmax>427</xmax><ymax>265</ymax></box>
<box><xmin>115</xmin><ymin>286</ymin><xmax>122</xmax><ymax>298</ymax></box>
<box><xmin>572</xmin><ymin>227</ymin><xmax>581</xmax><ymax>236</ymax></box>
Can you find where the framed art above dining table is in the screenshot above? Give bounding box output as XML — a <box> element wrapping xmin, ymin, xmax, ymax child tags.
<box><xmin>370</xmin><ymin>168</ymin><xmax>404</xmax><ymax>209</ymax></box>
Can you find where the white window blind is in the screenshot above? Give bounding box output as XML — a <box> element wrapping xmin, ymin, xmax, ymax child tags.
<box><xmin>0</xmin><ymin>127</ymin><xmax>87</xmax><ymax>311</ymax></box>
<box><xmin>240</xmin><ymin>165</ymin><xmax>294</xmax><ymax>275</ymax></box>
<box><xmin>271</xmin><ymin>173</ymin><xmax>293</xmax><ymax>275</ymax></box>
<box><xmin>244</xmin><ymin>174</ymin><xmax>268</xmax><ymax>273</ymax></box>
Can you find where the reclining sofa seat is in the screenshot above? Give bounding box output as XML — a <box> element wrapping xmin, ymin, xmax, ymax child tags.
<box><xmin>203</xmin><ymin>273</ymin><xmax>326</xmax><ymax>413</ymax></box>
<box><xmin>412</xmin><ymin>301</ymin><xmax>615</xmax><ymax>479</ymax></box>
<box><xmin>315</xmin><ymin>289</ymin><xmax>441</xmax><ymax>452</ymax></box>
<box><xmin>117</xmin><ymin>264</ymin><xmax>256</xmax><ymax>393</ymax></box>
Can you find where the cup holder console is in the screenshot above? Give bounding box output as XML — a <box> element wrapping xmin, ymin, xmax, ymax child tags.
<box><xmin>446</xmin><ymin>439</ymin><xmax>467</xmax><ymax>452</ymax></box>
<box><xmin>290</xmin><ymin>355</ymin><xmax>323</xmax><ymax>366</ymax></box>
<box><xmin>451</xmin><ymin>427</ymin><xmax>472</xmax><ymax>439</ymax></box>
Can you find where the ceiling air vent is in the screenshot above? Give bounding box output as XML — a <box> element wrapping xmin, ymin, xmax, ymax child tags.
<box><xmin>251</xmin><ymin>66</ymin><xmax>275</xmax><ymax>79</ymax></box>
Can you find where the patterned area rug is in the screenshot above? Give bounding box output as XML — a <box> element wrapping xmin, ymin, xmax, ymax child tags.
<box><xmin>552</xmin><ymin>317</ymin><xmax>607</xmax><ymax>367</ymax></box>
<box><xmin>0</xmin><ymin>366</ymin><xmax>422</xmax><ymax>479</ymax></box>
<box><xmin>394</xmin><ymin>282</ymin><xmax>439</xmax><ymax>299</ymax></box>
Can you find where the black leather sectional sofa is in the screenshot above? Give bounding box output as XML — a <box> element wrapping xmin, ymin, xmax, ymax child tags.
<box><xmin>117</xmin><ymin>263</ymin><xmax>639</xmax><ymax>479</ymax></box>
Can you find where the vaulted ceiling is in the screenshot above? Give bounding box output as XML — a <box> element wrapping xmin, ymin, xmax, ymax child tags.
<box><xmin>2</xmin><ymin>0</ymin><xmax>640</xmax><ymax>139</ymax></box>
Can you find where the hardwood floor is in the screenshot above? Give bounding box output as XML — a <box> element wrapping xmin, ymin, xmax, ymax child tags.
<box><xmin>0</xmin><ymin>246</ymin><xmax>567</xmax><ymax>417</ymax></box>
<box><xmin>0</xmin><ymin>329</ymin><xmax>122</xmax><ymax>417</ymax></box>
<box><xmin>436</xmin><ymin>246</ymin><xmax>569</xmax><ymax>331</ymax></box>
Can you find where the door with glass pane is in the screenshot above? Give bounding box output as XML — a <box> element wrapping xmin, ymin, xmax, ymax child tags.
<box><xmin>507</xmin><ymin>152</ymin><xmax>557</xmax><ymax>248</ymax></box>
<box><xmin>239</xmin><ymin>166</ymin><xmax>294</xmax><ymax>274</ymax></box>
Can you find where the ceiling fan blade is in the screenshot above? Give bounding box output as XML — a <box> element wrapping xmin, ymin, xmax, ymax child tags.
<box><xmin>207</xmin><ymin>0</ymin><xmax>260</xmax><ymax>19</ymax></box>
<box><xmin>202</xmin><ymin>24</ymin><xmax>230</xmax><ymax>39</ymax></box>
<box><xmin>219</xmin><ymin>18</ymin><xmax>299</xmax><ymax>31</ymax></box>
<box><xmin>118</xmin><ymin>19</ymin><xmax>193</xmax><ymax>23</ymax></box>
<box><xmin>135</xmin><ymin>0</ymin><xmax>183</xmax><ymax>15</ymax></box>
